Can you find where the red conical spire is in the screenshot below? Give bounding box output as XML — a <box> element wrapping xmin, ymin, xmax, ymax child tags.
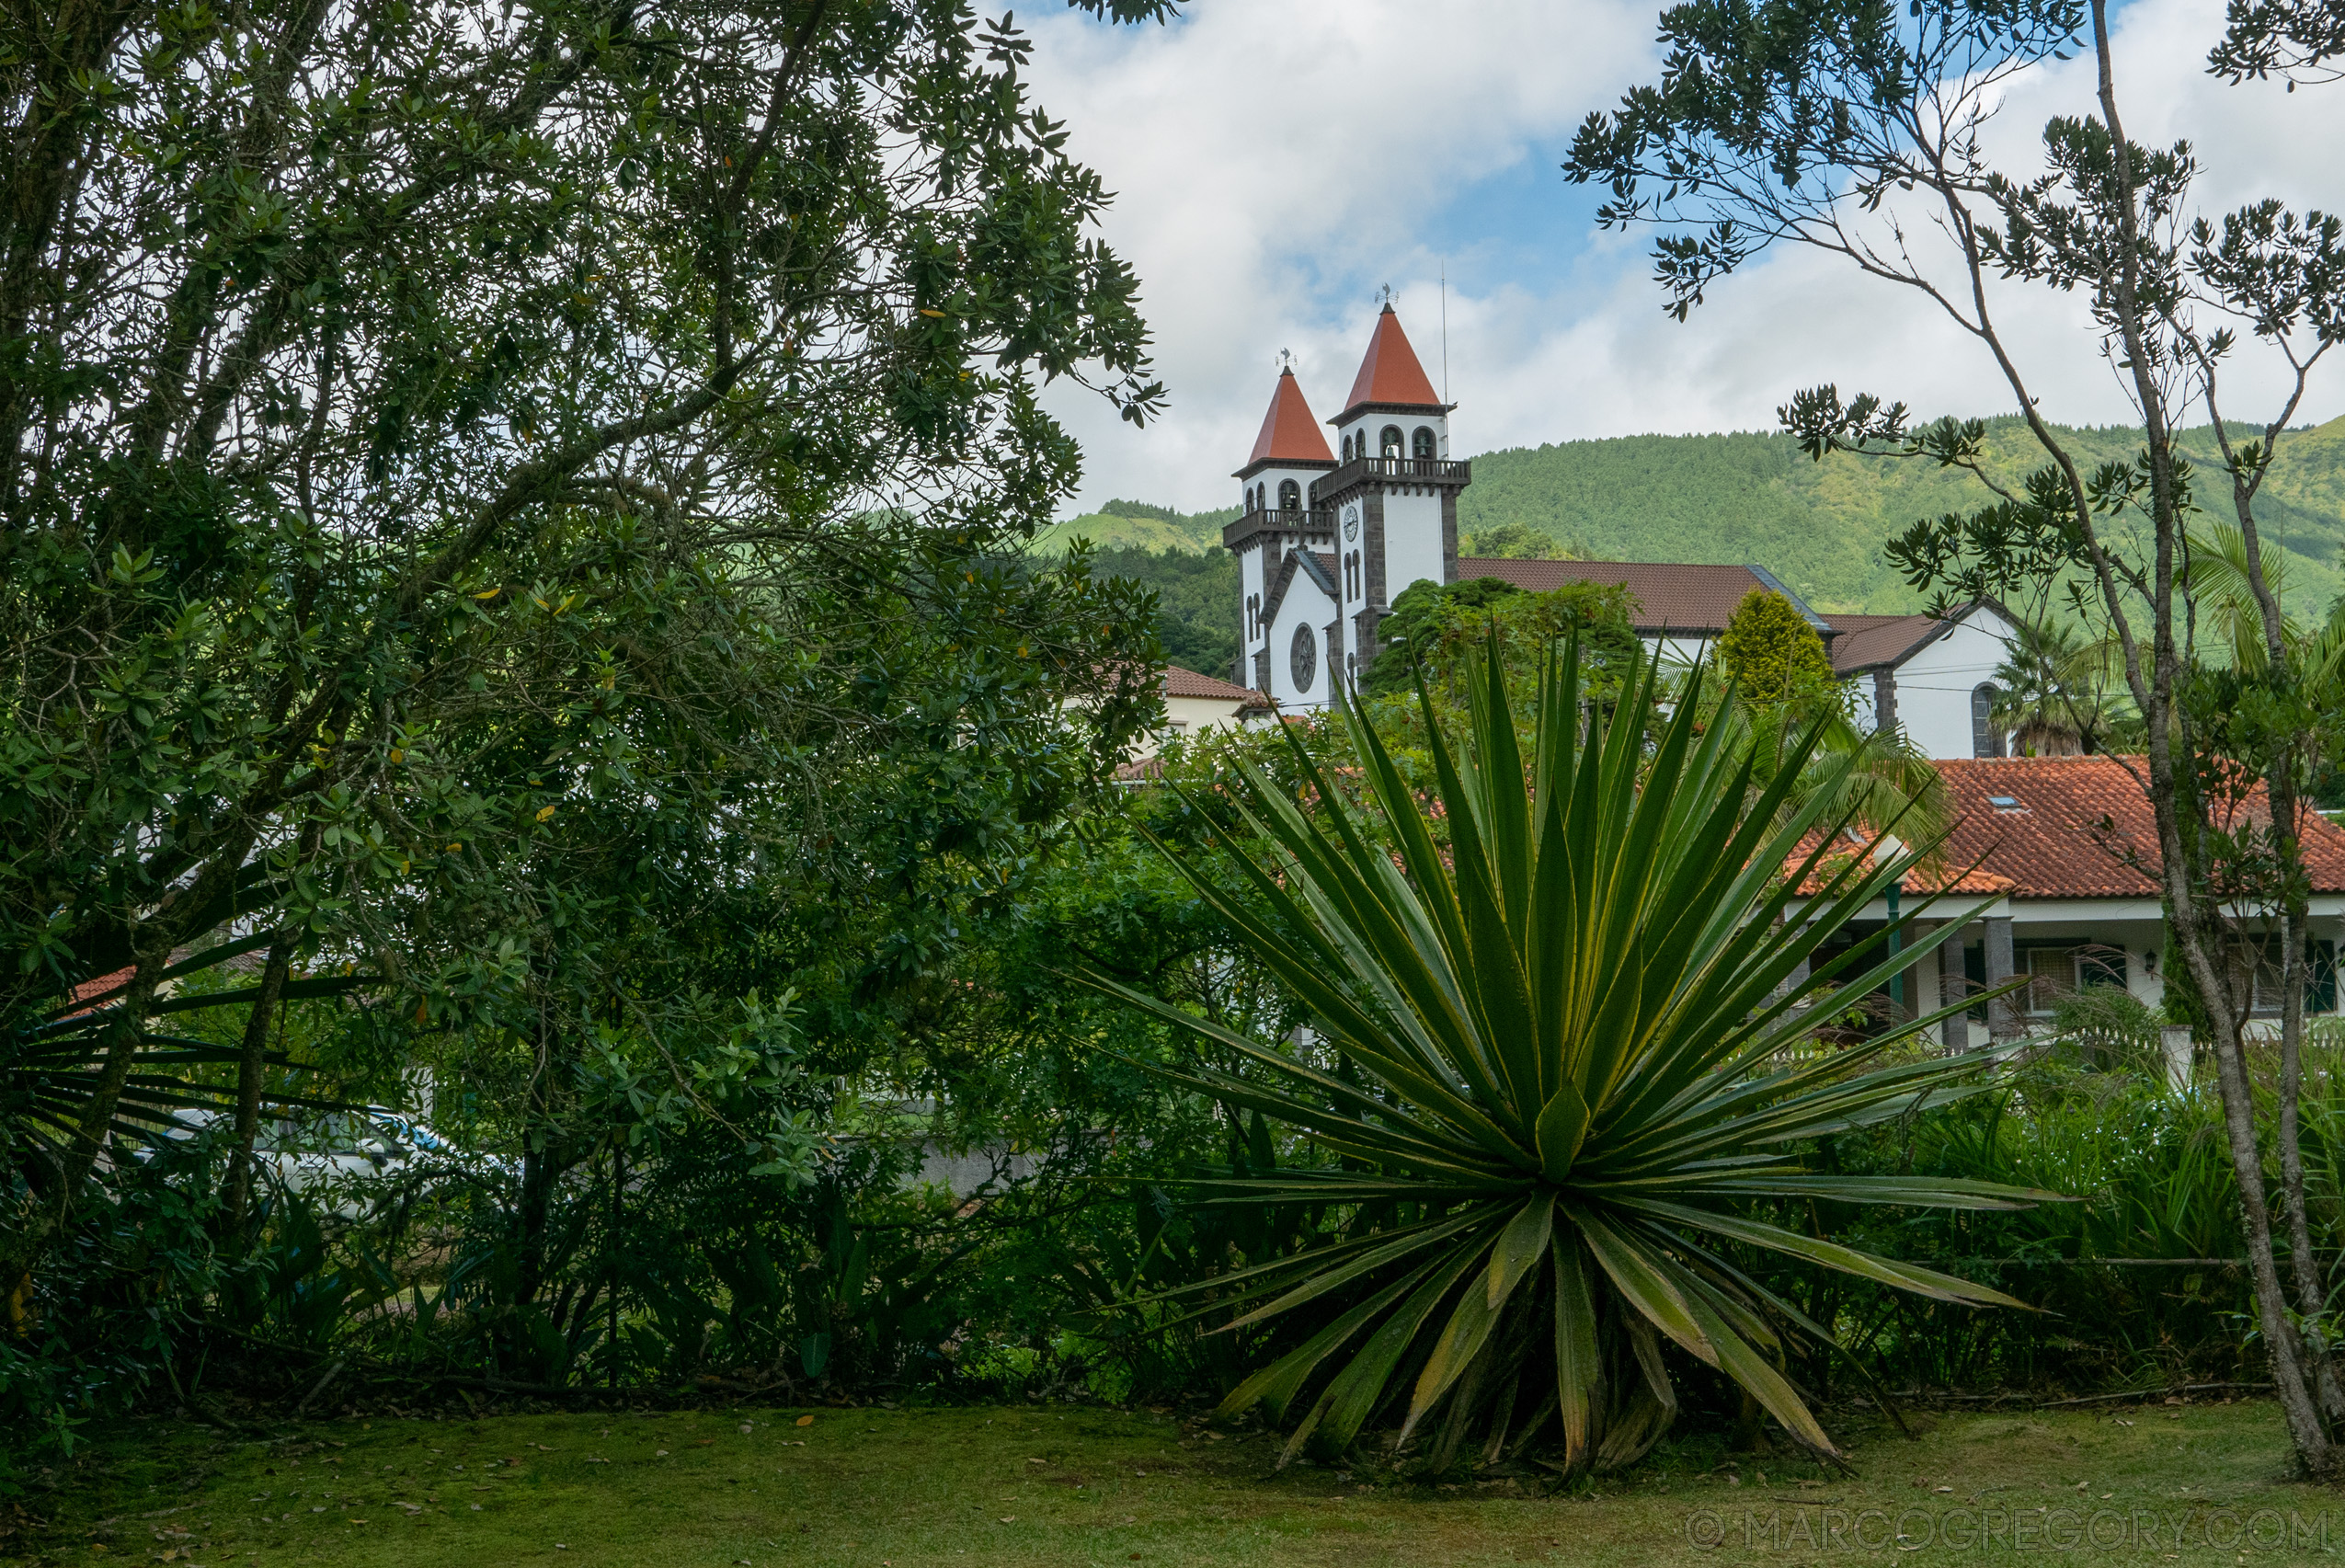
<box><xmin>1243</xmin><ymin>368</ymin><xmax>1335</xmax><ymax>469</ymax></box>
<box><xmin>1340</xmin><ymin>305</ymin><xmax>1444</xmax><ymax>417</ymax></box>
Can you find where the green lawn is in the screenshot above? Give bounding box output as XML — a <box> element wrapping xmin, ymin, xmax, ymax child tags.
<box><xmin>14</xmin><ymin>1398</ymin><xmax>2337</xmax><ymax>1566</ymax></box>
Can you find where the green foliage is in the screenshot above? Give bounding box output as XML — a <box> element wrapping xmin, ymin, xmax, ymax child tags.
<box><xmin>2047</xmin><ymin>985</ymin><xmax>2166</xmax><ymax>1073</ymax></box>
<box><xmin>0</xmin><ymin>0</ymin><xmax>1172</xmax><ymax>1265</ymax></box>
<box><xmin>1092</xmin><ymin>642</ymin><xmax>2038</xmax><ymax>1471</ymax></box>
<box><xmin>1715</xmin><ymin>589</ymin><xmax>1836</xmax><ymax>707</ymax></box>
<box><xmin>1362</xmin><ymin>578</ymin><xmax>1640</xmax><ymax>704</ymax></box>
<box><xmin>1071</xmin><ymin>544</ymin><xmax>1242</xmax><ymax>679</ymax></box>
<box><xmin>1458</xmin><ymin>521</ymin><xmax>1582</xmax><ymax>560</ymax></box>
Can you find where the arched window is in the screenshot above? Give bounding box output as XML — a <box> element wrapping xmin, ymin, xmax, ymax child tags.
<box><xmin>1289</xmin><ymin>623</ymin><xmax>1318</xmax><ymax>692</ymax></box>
<box><xmin>1277</xmin><ymin>478</ymin><xmax>1300</xmax><ymax>512</ymax></box>
<box><xmin>1413</xmin><ymin>427</ymin><xmax>1436</xmax><ymax>460</ymax></box>
<box><xmin>1379</xmin><ymin>425</ymin><xmax>1403</xmax><ymax>458</ymax></box>
<box><xmin>1972</xmin><ymin>684</ymin><xmax>2004</xmax><ymax>759</ymax></box>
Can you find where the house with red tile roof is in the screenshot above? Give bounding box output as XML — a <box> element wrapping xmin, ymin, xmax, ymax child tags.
<box><xmin>1150</xmin><ymin>664</ymin><xmax>1270</xmax><ymax>753</ymax></box>
<box><xmin>1787</xmin><ymin>755</ymin><xmax>2345</xmax><ymax>1046</ymax></box>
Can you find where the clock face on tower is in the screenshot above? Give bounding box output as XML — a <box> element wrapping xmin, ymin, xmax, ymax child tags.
<box><xmin>1342</xmin><ymin>502</ymin><xmax>1361</xmax><ymax>542</ymax></box>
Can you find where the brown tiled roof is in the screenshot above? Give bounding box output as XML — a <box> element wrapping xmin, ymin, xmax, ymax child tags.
<box><xmin>1801</xmin><ymin>756</ymin><xmax>2345</xmax><ymax>900</ymax></box>
<box><xmin>1161</xmin><ymin>665</ymin><xmax>1261</xmax><ymax>703</ymax></box>
<box><xmin>1790</xmin><ymin>830</ymin><xmax>2016</xmax><ymax>896</ymax></box>
<box><xmin>1242</xmin><ymin>369</ymin><xmax>1334</xmax><ymax>471</ymax></box>
<box><xmin>1827</xmin><ymin>612</ymin><xmax>1943</xmax><ymax>674</ymax></box>
<box><xmin>1339</xmin><ymin>306</ymin><xmax>1444</xmax><ymax>417</ymax></box>
<box><xmin>1455</xmin><ymin>559</ymin><xmax>1789</xmax><ymax>635</ymax></box>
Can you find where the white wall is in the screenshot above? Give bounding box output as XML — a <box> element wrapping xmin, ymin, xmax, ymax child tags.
<box><xmin>1264</xmin><ymin>568</ymin><xmax>1338</xmax><ymax>709</ymax></box>
<box><xmin>1381</xmin><ymin>487</ymin><xmax>1447</xmax><ymax>601</ymax></box>
<box><xmin>1638</xmin><ymin>634</ymin><xmax>1712</xmax><ymax>671</ymax></box>
<box><xmin>1237</xmin><ymin>539</ymin><xmax>1267</xmax><ymax>683</ymax></box>
<box><xmin>1892</xmin><ymin>606</ymin><xmax>2017</xmax><ymax>759</ymax></box>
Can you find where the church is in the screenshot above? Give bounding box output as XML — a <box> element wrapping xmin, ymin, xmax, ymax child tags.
<box><xmin>1226</xmin><ymin>304</ymin><xmax>1464</xmax><ymax>706</ymax></box>
<box><xmin>1223</xmin><ymin>303</ymin><xmax>2019</xmax><ymax>761</ymax></box>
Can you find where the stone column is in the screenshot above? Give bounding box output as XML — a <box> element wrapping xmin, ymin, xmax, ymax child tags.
<box><xmin>1984</xmin><ymin>914</ymin><xmax>2019</xmax><ymax>1041</ymax></box>
<box><xmin>1939</xmin><ymin>923</ymin><xmax>1971</xmax><ymax>1053</ymax></box>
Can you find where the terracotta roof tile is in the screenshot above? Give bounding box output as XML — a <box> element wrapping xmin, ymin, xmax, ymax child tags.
<box><xmin>1161</xmin><ymin>665</ymin><xmax>1262</xmax><ymax>702</ymax></box>
<box><xmin>1457</xmin><ymin>558</ymin><xmax>1787</xmax><ymax>635</ymax></box>
<box><xmin>1339</xmin><ymin>306</ymin><xmax>1444</xmax><ymax>417</ymax></box>
<box><xmin>1798</xmin><ymin>755</ymin><xmax>2345</xmax><ymax>899</ymax></box>
<box><xmin>1243</xmin><ymin>369</ymin><xmax>1334</xmax><ymax>470</ymax></box>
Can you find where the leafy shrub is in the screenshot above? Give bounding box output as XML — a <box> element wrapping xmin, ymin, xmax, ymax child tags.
<box><xmin>1717</xmin><ymin>588</ymin><xmax>1837</xmax><ymax>706</ymax></box>
<box><xmin>2047</xmin><ymin>982</ymin><xmax>2165</xmax><ymax>1073</ymax></box>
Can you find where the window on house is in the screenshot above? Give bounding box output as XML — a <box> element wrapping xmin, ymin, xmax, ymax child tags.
<box><xmin>2228</xmin><ymin>938</ymin><xmax>2340</xmax><ymax>1015</ymax></box>
<box><xmin>1289</xmin><ymin>623</ymin><xmax>1318</xmax><ymax>692</ymax></box>
<box><xmin>2021</xmin><ymin>944</ymin><xmax>2126</xmax><ymax>1016</ymax></box>
<box><xmin>1277</xmin><ymin>478</ymin><xmax>1300</xmax><ymax>511</ymax></box>
<box><xmin>1413</xmin><ymin>427</ymin><xmax>1436</xmax><ymax>460</ymax></box>
<box><xmin>1972</xmin><ymin>684</ymin><xmax>2004</xmax><ymax>758</ymax></box>
<box><xmin>1379</xmin><ymin>425</ymin><xmax>1403</xmax><ymax>458</ymax></box>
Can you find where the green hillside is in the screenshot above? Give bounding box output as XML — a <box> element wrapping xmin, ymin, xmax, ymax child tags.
<box><xmin>1458</xmin><ymin>413</ymin><xmax>2345</xmax><ymax>614</ymax></box>
<box><xmin>1035</xmin><ymin>414</ymin><xmax>2345</xmax><ymax>680</ymax></box>
<box><xmin>1030</xmin><ymin>497</ymin><xmax>1236</xmax><ymax>555</ymax></box>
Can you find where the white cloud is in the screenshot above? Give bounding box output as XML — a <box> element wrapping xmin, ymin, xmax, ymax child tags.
<box><xmin>1028</xmin><ymin>0</ymin><xmax>2345</xmax><ymax>514</ymax></box>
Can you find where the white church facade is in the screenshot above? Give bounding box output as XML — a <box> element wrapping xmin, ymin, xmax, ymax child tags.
<box><xmin>1226</xmin><ymin>304</ymin><xmax>1466</xmax><ymax>708</ymax></box>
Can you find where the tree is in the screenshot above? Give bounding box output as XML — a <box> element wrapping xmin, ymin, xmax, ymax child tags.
<box><xmin>1699</xmin><ymin>590</ymin><xmax>1949</xmax><ymax>863</ymax></box>
<box><xmin>2210</xmin><ymin>0</ymin><xmax>2345</xmax><ymax>85</ymax></box>
<box><xmin>1567</xmin><ymin>0</ymin><xmax>2345</xmax><ymax>1471</ymax></box>
<box><xmin>1989</xmin><ymin>617</ymin><xmax>2137</xmax><ymax>757</ymax></box>
<box><xmin>1089</xmin><ymin>641</ymin><xmax>2036</xmax><ymax>1472</ymax></box>
<box><xmin>1716</xmin><ymin>589</ymin><xmax>1836</xmax><ymax>707</ymax></box>
<box><xmin>1363</xmin><ymin>578</ymin><xmax>1640</xmax><ymax>702</ymax></box>
<box><xmin>1</xmin><ymin>0</ymin><xmax>1173</xmax><ymax>1288</ymax></box>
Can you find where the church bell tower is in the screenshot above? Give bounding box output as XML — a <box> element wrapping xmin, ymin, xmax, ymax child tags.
<box><xmin>1224</xmin><ymin>305</ymin><xmax>1468</xmax><ymax>709</ymax></box>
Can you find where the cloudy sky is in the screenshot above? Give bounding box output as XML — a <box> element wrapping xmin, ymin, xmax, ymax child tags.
<box><xmin>1021</xmin><ymin>0</ymin><xmax>2345</xmax><ymax>516</ymax></box>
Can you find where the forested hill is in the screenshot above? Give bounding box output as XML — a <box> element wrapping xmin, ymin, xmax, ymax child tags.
<box><xmin>1458</xmin><ymin>412</ymin><xmax>2345</xmax><ymax>613</ymax></box>
<box><xmin>1035</xmin><ymin>413</ymin><xmax>2345</xmax><ymax>679</ymax></box>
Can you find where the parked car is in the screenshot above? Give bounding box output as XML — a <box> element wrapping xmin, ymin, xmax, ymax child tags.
<box><xmin>135</xmin><ymin>1105</ymin><xmax>512</xmax><ymax>1215</ymax></box>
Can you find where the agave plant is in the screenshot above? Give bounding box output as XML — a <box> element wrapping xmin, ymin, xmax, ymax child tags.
<box><xmin>1091</xmin><ymin>641</ymin><xmax>2042</xmax><ymax>1473</ymax></box>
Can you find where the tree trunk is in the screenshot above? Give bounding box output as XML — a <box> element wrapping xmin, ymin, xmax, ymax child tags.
<box><xmin>224</xmin><ymin>938</ymin><xmax>293</xmax><ymax>1236</ymax></box>
<box><xmin>2174</xmin><ymin>888</ymin><xmax>2337</xmax><ymax>1474</ymax></box>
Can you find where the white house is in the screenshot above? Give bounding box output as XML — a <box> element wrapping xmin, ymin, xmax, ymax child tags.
<box><xmin>1826</xmin><ymin>601</ymin><xmax>2021</xmax><ymax>760</ymax></box>
<box><xmin>1788</xmin><ymin>755</ymin><xmax>2345</xmax><ymax>1047</ymax></box>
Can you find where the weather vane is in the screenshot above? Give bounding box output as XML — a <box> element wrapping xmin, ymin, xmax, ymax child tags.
<box><xmin>1376</xmin><ymin>281</ymin><xmax>1395</xmax><ymax>308</ymax></box>
<box><xmin>1276</xmin><ymin>347</ymin><xmax>1294</xmax><ymax>372</ymax></box>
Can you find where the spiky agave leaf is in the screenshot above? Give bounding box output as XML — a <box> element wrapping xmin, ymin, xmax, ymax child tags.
<box><xmin>1088</xmin><ymin>640</ymin><xmax>2048</xmax><ymax>1472</ymax></box>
